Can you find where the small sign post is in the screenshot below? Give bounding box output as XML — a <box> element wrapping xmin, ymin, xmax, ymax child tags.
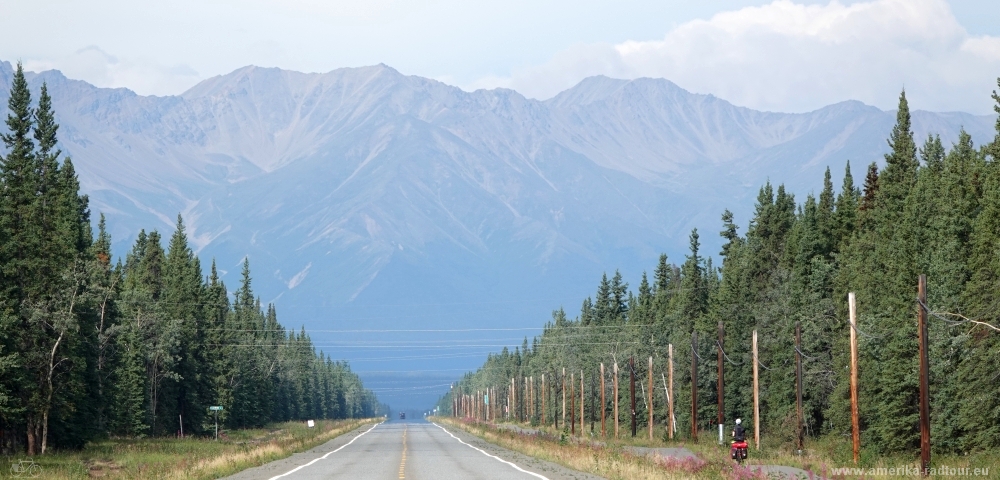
<box><xmin>210</xmin><ymin>406</ymin><xmax>224</xmax><ymax>440</ymax></box>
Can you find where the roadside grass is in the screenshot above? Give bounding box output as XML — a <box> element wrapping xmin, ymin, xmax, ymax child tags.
<box><xmin>3</xmin><ymin>418</ymin><xmax>376</xmax><ymax>479</ymax></box>
<box><xmin>436</xmin><ymin>419</ymin><xmax>998</xmax><ymax>479</ymax></box>
<box><xmin>434</xmin><ymin>417</ymin><xmax>737</xmax><ymax>480</ymax></box>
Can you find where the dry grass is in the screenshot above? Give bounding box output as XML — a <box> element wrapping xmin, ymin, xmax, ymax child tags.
<box><xmin>4</xmin><ymin>418</ymin><xmax>377</xmax><ymax>479</ymax></box>
<box><xmin>435</xmin><ymin>417</ymin><xmax>744</xmax><ymax>480</ymax></box>
<box><xmin>439</xmin><ymin>420</ymin><xmax>999</xmax><ymax>479</ymax></box>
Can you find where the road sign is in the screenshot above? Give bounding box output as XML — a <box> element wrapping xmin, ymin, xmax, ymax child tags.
<box><xmin>484</xmin><ymin>394</ymin><xmax>489</xmax><ymax>405</ymax></box>
<box><xmin>210</xmin><ymin>406</ymin><xmax>224</xmax><ymax>440</ymax></box>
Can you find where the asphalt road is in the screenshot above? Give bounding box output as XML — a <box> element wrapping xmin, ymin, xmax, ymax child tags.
<box><xmin>224</xmin><ymin>419</ymin><xmax>603</xmax><ymax>480</ymax></box>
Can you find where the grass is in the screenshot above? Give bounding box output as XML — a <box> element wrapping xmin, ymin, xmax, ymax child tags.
<box><xmin>434</xmin><ymin>417</ymin><xmax>739</xmax><ymax>480</ymax></box>
<box><xmin>2</xmin><ymin>418</ymin><xmax>377</xmax><ymax>479</ymax></box>
<box><xmin>434</xmin><ymin>418</ymin><xmax>999</xmax><ymax>479</ymax></box>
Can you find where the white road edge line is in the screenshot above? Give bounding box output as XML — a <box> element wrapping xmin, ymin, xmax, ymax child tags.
<box><xmin>432</xmin><ymin>422</ymin><xmax>550</xmax><ymax>480</ymax></box>
<box><xmin>267</xmin><ymin>421</ymin><xmax>383</xmax><ymax>480</ymax></box>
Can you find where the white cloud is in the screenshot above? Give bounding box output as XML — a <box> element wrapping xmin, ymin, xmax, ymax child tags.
<box><xmin>23</xmin><ymin>46</ymin><xmax>201</xmax><ymax>96</ymax></box>
<box><xmin>480</xmin><ymin>0</ymin><xmax>1000</xmax><ymax>113</ymax></box>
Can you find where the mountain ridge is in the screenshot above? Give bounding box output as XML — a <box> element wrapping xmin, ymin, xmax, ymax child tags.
<box><xmin>1</xmin><ymin>60</ymin><xmax>995</xmax><ymax>408</ymax></box>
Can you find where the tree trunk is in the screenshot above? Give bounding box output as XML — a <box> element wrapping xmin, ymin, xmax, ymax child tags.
<box><xmin>26</xmin><ymin>418</ymin><xmax>36</xmax><ymax>456</ymax></box>
<box><xmin>42</xmin><ymin>330</ymin><xmax>65</xmax><ymax>454</ymax></box>
<box><xmin>41</xmin><ymin>410</ymin><xmax>49</xmax><ymax>455</ymax></box>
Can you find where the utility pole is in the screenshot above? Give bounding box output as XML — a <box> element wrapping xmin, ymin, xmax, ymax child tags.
<box><xmin>849</xmin><ymin>292</ymin><xmax>860</xmax><ymax>464</ymax></box>
<box><xmin>795</xmin><ymin>321</ymin><xmax>804</xmax><ymax>454</ymax></box>
<box><xmin>718</xmin><ymin>321</ymin><xmax>725</xmax><ymax>445</ymax></box>
<box><xmin>541</xmin><ymin>374</ymin><xmax>546</xmax><ymax>426</ymax></box>
<box><xmin>668</xmin><ymin>344</ymin><xmax>674</xmax><ymax>440</ymax></box>
<box><xmin>753</xmin><ymin>330</ymin><xmax>760</xmax><ymax>450</ymax></box>
<box><xmin>552</xmin><ymin>372</ymin><xmax>557</xmax><ymax>428</ymax></box>
<box><xmin>648</xmin><ymin>356</ymin><xmax>654</xmax><ymax>440</ymax></box>
<box><xmin>591</xmin><ymin>369</ymin><xmax>596</xmax><ymax>433</ymax></box>
<box><xmin>630</xmin><ymin>356</ymin><xmax>637</xmax><ymax>437</ymax></box>
<box><xmin>571</xmin><ymin>372</ymin><xmax>576</xmax><ymax>435</ymax></box>
<box><xmin>600</xmin><ymin>363</ymin><xmax>606</xmax><ymax>436</ymax></box>
<box><xmin>580</xmin><ymin>371</ymin><xmax>584</xmax><ymax>435</ymax></box>
<box><xmin>692</xmin><ymin>331</ymin><xmax>698</xmax><ymax>441</ymax></box>
<box><xmin>918</xmin><ymin>275</ymin><xmax>931</xmax><ymax>476</ymax></box>
<box><xmin>562</xmin><ymin>368</ymin><xmax>567</xmax><ymax>428</ymax></box>
<box><xmin>614</xmin><ymin>363</ymin><xmax>619</xmax><ymax>438</ymax></box>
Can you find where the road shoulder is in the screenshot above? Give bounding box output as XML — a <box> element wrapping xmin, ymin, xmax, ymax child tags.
<box><xmin>433</xmin><ymin>422</ymin><xmax>606</xmax><ymax>480</ymax></box>
<box><xmin>221</xmin><ymin>422</ymin><xmax>381</xmax><ymax>480</ymax></box>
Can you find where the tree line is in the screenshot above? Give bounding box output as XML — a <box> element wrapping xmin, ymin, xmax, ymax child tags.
<box><xmin>0</xmin><ymin>62</ymin><xmax>381</xmax><ymax>455</ymax></box>
<box><xmin>440</xmin><ymin>80</ymin><xmax>1000</xmax><ymax>457</ymax></box>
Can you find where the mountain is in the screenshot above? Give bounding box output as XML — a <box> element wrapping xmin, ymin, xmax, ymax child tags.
<box><xmin>0</xmin><ymin>61</ymin><xmax>995</xmax><ymax>408</ymax></box>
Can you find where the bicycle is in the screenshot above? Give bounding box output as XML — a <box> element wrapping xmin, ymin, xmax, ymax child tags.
<box><xmin>10</xmin><ymin>458</ymin><xmax>42</xmax><ymax>478</ymax></box>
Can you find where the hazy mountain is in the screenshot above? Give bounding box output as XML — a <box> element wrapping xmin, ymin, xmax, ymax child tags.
<box><xmin>1</xmin><ymin>61</ymin><xmax>994</xmax><ymax>408</ymax></box>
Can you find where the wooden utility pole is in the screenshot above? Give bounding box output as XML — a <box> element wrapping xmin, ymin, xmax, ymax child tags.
<box><xmin>718</xmin><ymin>321</ymin><xmax>725</xmax><ymax>444</ymax></box>
<box><xmin>554</xmin><ymin>371</ymin><xmax>559</xmax><ymax>429</ymax></box>
<box><xmin>918</xmin><ymin>275</ymin><xmax>931</xmax><ymax>476</ymax></box>
<box><xmin>691</xmin><ymin>331</ymin><xmax>698</xmax><ymax>441</ymax></box>
<box><xmin>511</xmin><ymin>378</ymin><xmax>516</xmax><ymax>422</ymax></box>
<box><xmin>542</xmin><ymin>374</ymin><xmax>546</xmax><ymax>426</ymax></box>
<box><xmin>849</xmin><ymin>292</ymin><xmax>860</xmax><ymax>464</ymax></box>
<box><xmin>562</xmin><ymin>368</ymin><xmax>566</xmax><ymax>428</ymax></box>
<box><xmin>571</xmin><ymin>372</ymin><xmax>576</xmax><ymax>435</ymax></box>
<box><xmin>590</xmin><ymin>372</ymin><xmax>597</xmax><ymax>437</ymax></box>
<box><xmin>613</xmin><ymin>363</ymin><xmax>619</xmax><ymax>438</ymax></box>
<box><xmin>753</xmin><ymin>330</ymin><xmax>760</xmax><ymax>450</ymax></box>
<box><xmin>647</xmin><ymin>356</ymin><xmax>654</xmax><ymax>440</ymax></box>
<box><xmin>600</xmin><ymin>363</ymin><xmax>606</xmax><ymax>436</ymax></box>
<box><xmin>795</xmin><ymin>322</ymin><xmax>804</xmax><ymax>453</ymax></box>
<box><xmin>580</xmin><ymin>371</ymin><xmax>584</xmax><ymax>435</ymax></box>
<box><xmin>630</xmin><ymin>356</ymin><xmax>637</xmax><ymax>437</ymax></box>
<box><xmin>668</xmin><ymin>344</ymin><xmax>674</xmax><ymax>440</ymax></box>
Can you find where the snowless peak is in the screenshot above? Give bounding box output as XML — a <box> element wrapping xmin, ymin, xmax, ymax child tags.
<box><xmin>545</xmin><ymin>75</ymin><xmax>704</xmax><ymax>110</ymax></box>
<box><xmin>0</xmin><ymin>58</ymin><xmax>994</xmax><ymax>337</ymax></box>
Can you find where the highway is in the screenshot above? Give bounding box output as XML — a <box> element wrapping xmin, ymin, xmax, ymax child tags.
<box><xmin>225</xmin><ymin>419</ymin><xmax>604</xmax><ymax>480</ymax></box>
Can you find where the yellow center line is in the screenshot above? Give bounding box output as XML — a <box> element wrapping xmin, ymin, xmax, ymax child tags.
<box><xmin>399</xmin><ymin>425</ymin><xmax>408</xmax><ymax>479</ymax></box>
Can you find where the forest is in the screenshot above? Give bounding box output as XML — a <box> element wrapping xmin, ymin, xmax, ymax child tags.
<box><xmin>0</xmin><ymin>62</ymin><xmax>381</xmax><ymax>456</ymax></box>
<box><xmin>439</xmin><ymin>80</ymin><xmax>1000</xmax><ymax>458</ymax></box>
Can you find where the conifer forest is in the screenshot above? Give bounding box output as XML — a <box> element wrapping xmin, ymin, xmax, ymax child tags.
<box><xmin>440</xmin><ymin>79</ymin><xmax>1000</xmax><ymax>458</ymax></box>
<box><xmin>0</xmin><ymin>63</ymin><xmax>381</xmax><ymax>456</ymax></box>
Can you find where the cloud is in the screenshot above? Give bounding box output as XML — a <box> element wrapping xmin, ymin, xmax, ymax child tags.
<box><xmin>477</xmin><ymin>0</ymin><xmax>1000</xmax><ymax>114</ymax></box>
<box><xmin>23</xmin><ymin>46</ymin><xmax>201</xmax><ymax>96</ymax></box>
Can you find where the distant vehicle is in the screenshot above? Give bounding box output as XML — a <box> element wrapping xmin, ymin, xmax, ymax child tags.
<box><xmin>399</xmin><ymin>412</ymin><xmax>406</xmax><ymax>419</ymax></box>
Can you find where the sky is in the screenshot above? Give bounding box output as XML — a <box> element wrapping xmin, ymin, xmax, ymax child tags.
<box><xmin>1</xmin><ymin>0</ymin><xmax>999</xmax><ymax>114</ymax></box>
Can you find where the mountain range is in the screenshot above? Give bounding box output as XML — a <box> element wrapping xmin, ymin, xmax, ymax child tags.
<box><xmin>1</xmin><ymin>60</ymin><xmax>995</xmax><ymax>408</ymax></box>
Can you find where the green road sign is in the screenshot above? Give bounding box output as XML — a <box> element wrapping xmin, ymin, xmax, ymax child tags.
<box><xmin>209</xmin><ymin>406</ymin><xmax>223</xmax><ymax>411</ymax></box>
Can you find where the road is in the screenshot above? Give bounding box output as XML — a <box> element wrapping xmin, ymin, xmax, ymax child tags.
<box><xmin>225</xmin><ymin>419</ymin><xmax>603</xmax><ymax>480</ymax></box>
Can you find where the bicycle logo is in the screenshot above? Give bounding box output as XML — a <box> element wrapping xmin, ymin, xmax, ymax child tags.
<box><xmin>9</xmin><ymin>458</ymin><xmax>41</xmax><ymax>478</ymax></box>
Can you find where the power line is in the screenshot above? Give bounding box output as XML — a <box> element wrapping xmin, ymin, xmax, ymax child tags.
<box><xmin>202</xmin><ymin>324</ymin><xmax>656</xmax><ymax>333</ymax></box>
<box><xmin>919</xmin><ymin>299</ymin><xmax>1000</xmax><ymax>332</ymax></box>
<box><xmin>205</xmin><ymin>341</ymin><xmax>639</xmax><ymax>348</ymax></box>
<box><xmin>716</xmin><ymin>340</ymin><xmax>743</xmax><ymax>366</ymax></box>
<box><xmin>794</xmin><ymin>346</ymin><xmax>821</xmax><ymax>361</ymax></box>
